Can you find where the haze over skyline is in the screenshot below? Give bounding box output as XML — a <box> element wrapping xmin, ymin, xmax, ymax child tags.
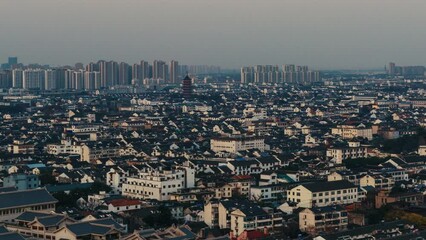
<box><xmin>1</xmin><ymin>0</ymin><xmax>426</xmax><ymax>70</ymax></box>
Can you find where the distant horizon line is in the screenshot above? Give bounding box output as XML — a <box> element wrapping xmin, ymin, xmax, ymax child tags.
<box><xmin>2</xmin><ymin>57</ymin><xmax>421</xmax><ymax>72</ymax></box>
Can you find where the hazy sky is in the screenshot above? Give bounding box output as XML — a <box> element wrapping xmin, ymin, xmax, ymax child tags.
<box><xmin>1</xmin><ymin>0</ymin><xmax>426</xmax><ymax>69</ymax></box>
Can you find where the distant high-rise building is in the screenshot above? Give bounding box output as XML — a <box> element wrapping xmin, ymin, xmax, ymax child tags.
<box><xmin>170</xmin><ymin>60</ymin><xmax>179</xmax><ymax>83</ymax></box>
<box><xmin>8</xmin><ymin>57</ymin><xmax>18</xmax><ymax>66</ymax></box>
<box><xmin>75</xmin><ymin>63</ymin><xmax>84</xmax><ymax>70</ymax></box>
<box><xmin>99</xmin><ymin>60</ymin><xmax>119</xmax><ymax>87</ymax></box>
<box><xmin>119</xmin><ymin>62</ymin><xmax>130</xmax><ymax>85</ymax></box>
<box><xmin>388</xmin><ymin>62</ymin><xmax>396</xmax><ymax>75</ymax></box>
<box><xmin>64</xmin><ymin>69</ymin><xmax>74</xmax><ymax>89</ymax></box>
<box><xmin>23</xmin><ymin>69</ymin><xmax>45</xmax><ymax>90</ymax></box>
<box><xmin>182</xmin><ymin>74</ymin><xmax>192</xmax><ymax>98</ymax></box>
<box><xmin>44</xmin><ymin>69</ymin><xmax>58</xmax><ymax>90</ymax></box>
<box><xmin>283</xmin><ymin>64</ymin><xmax>295</xmax><ymax>72</ymax></box>
<box><xmin>241</xmin><ymin>64</ymin><xmax>320</xmax><ymax>84</ymax></box>
<box><xmin>71</xmin><ymin>70</ymin><xmax>85</xmax><ymax>90</ymax></box>
<box><xmin>85</xmin><ymin>62</ymin><xmax>99</xmax><ymax>72</ymax></box>
<box><xmin>55</xmin><ymin>68</ymin><xmax>67</xmax><ymax>89</ymax></box>
<box><xmin>387</xmin><ymin>62</ymin><xmax>425</xmax><ymax>76</ymax></box>
<box><xmin>141</xmin><ymin>60</ymin><xmax>150</xmax><ymax>80</ymax></box>
<box><xmin>240</xmin><ymin>67</ymin><xmax>254</xmax><ymax>84</ymax></box>
<box><xmin>132</xmin><ymin>63</ymin><xmax>142</xmax><ymax>81</ymax></box>
<box><xmin>153</xmin><ymin>60</ymin><xmax>168</xmax><ymax>80</ymax></box>
<box><xmin>0</xmin><ymin>70</ymin><xmax>12</xmax><ymax>88</ymax></box>
<box><xmin>12</xmin><ymin>69</ymin><xmax>23</xmax><ymax>88</ymax></box>
<box><xmin>84</xmin><ymin>71</ymin><xmax>101</xmax><ymax>90</ymax></box>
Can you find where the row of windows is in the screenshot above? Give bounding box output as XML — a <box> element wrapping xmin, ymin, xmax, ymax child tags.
<box><xmin>312</xmin><ymin>189</ymin><xmax>356</xmax><ymax>197</ymax></box>
<box><xmin>312</xmin><ymin>195</ymin><xmax>356</xmax><ymax>204</ymax></box>
<box><xmin>0</xmin><ymin>204</ymin><xmax>55</xmax><ymax>216</ymax></box>
<box><xmin>125</xmin><ymin>189</ymin><xmax>156</xmax><ymax>196</ymax></box>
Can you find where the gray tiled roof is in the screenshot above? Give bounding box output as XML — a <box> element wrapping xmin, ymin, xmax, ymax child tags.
<box><xmin>0</xmin><ymin>232</ymin><xmax>26</xmax><ymax>240</ymax></box>
<box><xmin>37</xmin><ymin>215</ymin><xmax>66</xmax><ymax>227</ymax></box>
<box><xmin>0</xmin><ymin>188</ymin><xmax>58</xmax><ymax>210</ymax></box>
<box><xmin>67</xmin><ymin>223</ymin><xmax>112</xmax><ymax>236</ymax></box>
<box><xmin>0</xmin><ymin>226</ymin><xmax>8</xmax><ymax>234</ymax></box>
<box><xmin>15</xmin><ymin>211</ymin><xmax>52</xmax><ymax>222</ymax></box>
<box><xmin>302</xmin><ymin>180</ymin><xmax>355</xmax><ymax>192</ymax></box>
<box><xmin>65</xmin><ymin>218</ymin><xmax>124</xmax><ymax>237</ymax></box>
<box><xmin>0</xmin><ymin>187</ymin><xmax>17</xmax><ymax>193</ymax></box>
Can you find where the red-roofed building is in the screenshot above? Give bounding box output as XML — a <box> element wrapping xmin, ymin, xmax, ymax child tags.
<box><xmin>230</xmin><ymin>229</ymin><xmax>269</xmax><ymax>240</ymax></box>
<box><xmin>104</xmin><ymin>199</ymin><xmax>142</xmax><ymax>213</ymax></box>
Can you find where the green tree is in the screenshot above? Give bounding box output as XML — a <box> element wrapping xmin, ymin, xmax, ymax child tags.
<box><xmin>143</xmin><ymin>205</ymin><xmax>176</xmax><ymax>228</ymax></box>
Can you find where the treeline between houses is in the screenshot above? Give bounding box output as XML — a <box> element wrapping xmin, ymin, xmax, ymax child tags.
<box><xmin>380</xmin><ymin>127</ymin><xmax>426</xmax><ymax>154</ymax></box>
<box><xmin>52</xmin><ymin>181</ymin><xmax>111</xmax><ymax>207</ymax></box>
<box><xmin>344</xmin><ymin>157</ymin><xmax>389</xmax><ymax>169</ymax></box>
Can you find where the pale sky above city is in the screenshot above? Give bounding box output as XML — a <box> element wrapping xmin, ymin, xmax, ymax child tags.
<box><xmin>1</xmin><ymin>0</ymin><xmax>426</xmax><ymax>70</ymax></box>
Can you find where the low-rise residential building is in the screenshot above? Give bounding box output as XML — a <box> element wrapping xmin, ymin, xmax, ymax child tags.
<box><xmin>204</xmin><ymin>200</ymin><xmax>255</xmax><ymax>229</ymax></box>
<box><xmin>375</xmin><ymin>190</ymin><xmax>424</xmax><ymax>208</ymax></box>
<box><xmin>383</xmin><ymin>169</ymin><xmax>409</xmax><ymax>182</ymax></box>
<box><xmin>122</xmin><ymin>167</ymin><xmax>195</xmax><ymax>201</ymax></box>
<box><xmin>230</xmin><ymin>205</ymin><xmax>283</xmax><ymax>237</ymax></box>
<box><xmin>326</xmin><ymin>145</ymin><xmax>369</xmax><ymax>164</ymax></box>
<box><xmin>211</xmin><ymin>135</ymin><xmax>267</xmax><ymax>153</ymax></box>
<box><xmin>250</xmin><ymin>184</ymin><xmax>286</xmax><ymax>201</ymax></box>
<box><xmin>299</xmin><ymin>205</ymin><xmax>348</xmax><ymax>235</ymax></box>
<box><xmin>102</xmin><ymin>199</ymin><xmax>142</xmax><ymax>213</ymax></box>
<box><xmin>80</xmin><ymin>141</ymin><xmax>122</xmax><ymax>162</ymax></box>
<box><xmin>287</xmin><ymin>180</ymin><xmax>358</xmax><ymax>208</ymax></box>
<box><xmin>359</xmin><ymin>174</ymin><xmax>395</xmax><ymax>190</ymax></box>
<box><xmin>106</xmin><ymin>167</ymin><xmax>130</xmax><ymax>194</ymax></box>
<box><xmin>8</xmin><ymin>140</ymin><xmax>35</xmax><ymax>155</ymax></box>
<box><xmin>2</xmin><ymin>173</ymin><xmax>40</xmax><ymax>190</ymax></box>
<box><xmin>46</xmin><ymin>139</ymin><xmax>82</xmax><ymax>155</ymax></box>
<box><xmin>331</xmin><ymin>125</ymin><xmax>373</xmax><ymax>140</ymax></box>
<box><xmin>327</xmin><ymin>171</ymin><xmax>364</xmax><ymax>185</ymax></box>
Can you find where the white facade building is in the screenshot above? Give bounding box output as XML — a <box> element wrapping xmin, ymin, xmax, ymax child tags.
<box><xmin>211</xmin><ymin>135</ymin><xmax>267</xmax><ymax>153</ymax></box>
<box><xmin>122</xmin><ymin>167</ymin><xmax>195</xmax><ymax>201</ymax></box>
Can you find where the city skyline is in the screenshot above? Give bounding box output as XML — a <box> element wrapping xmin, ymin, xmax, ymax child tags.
<box><xmin>2</xmin><ymin>0</ymin><xmax>426</xmax><ymax>70</ymax></box>
<box><xmin>1</xmin><ymin>1</ymin><xmax>426</xmax><ymax>239</ymax></box>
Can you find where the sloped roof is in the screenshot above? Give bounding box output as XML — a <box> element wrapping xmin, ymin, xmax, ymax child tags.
<box><xmin>65</xmin><ymin>218</ymin><xmax>124</xmax><ymax>237</ymax></box>
<box><xmin>0</xmin><ymin>232</ymin><xmax>26</xmax><ymax>240</ymax></box>
<box><xmin>0</xmin><ymin>188</ymin><xmax>57</xmax><ymax>210</ymax></box>
<box><xmin>301</xmin><ymin>180</ymin><xmax>356</xmax><ymax>192</ymax></box>
<box><xmin>16</xmin><ymin>211</ymin><xmax>52</xmax><ymax>222</ymax></box>
<box><xmin>37</xmin><ymin>215</ymin><xmax>68</xmax><ymax>227</ymax></box>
